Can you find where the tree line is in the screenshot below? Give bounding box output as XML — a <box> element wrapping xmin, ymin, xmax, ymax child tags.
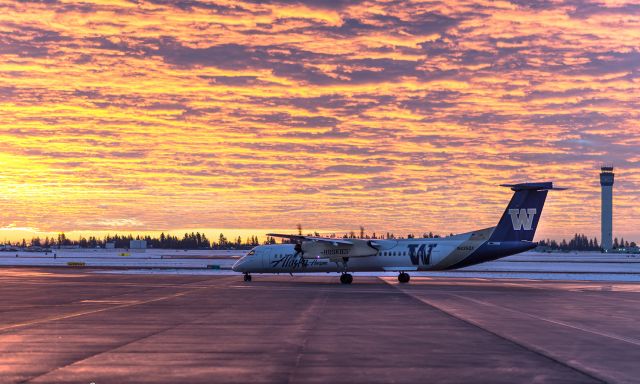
<box><xmin>4</xmin><ymin>231</ymin><xmax>637</xmax><ymax>251</ymax></box>
<box><xmin>3</xmin><ymin>230</ymin><xmax>444</xmax><ymax>250</ymax></box>
<box><xmin>5</xmin><ymin>232</ymin><xmax>263</xmax><ymax>250</ymax></box>
<box><xmin>538</xmin><ymin>233</ymin><xmax>637</xmax><ymax>251</ymax></box>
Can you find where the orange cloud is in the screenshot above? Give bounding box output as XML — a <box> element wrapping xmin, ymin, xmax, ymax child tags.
<box><xmin>0</xmin><ymin>0</ymin><xmax>639</xmax><ymax>242</ymax></box>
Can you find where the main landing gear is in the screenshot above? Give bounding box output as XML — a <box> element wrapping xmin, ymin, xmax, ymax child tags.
<box><xmin>340</xmin><ymin>273</ymin><xmax>353</xmax><ymax>285</ymax></box>
<box><xmin>398</xmin><ymin>272</ymin><xmax>410</xmax><ymax>283</ymax></box>
<box><xmin>339</xmin><ymin>257</ymin><xmax>353</xmax><ymax>284</ymax></box>
<box><xmin>243</xmin><ymin>273</ymin><xmax>252</xmax><ymax>282</ymax></box>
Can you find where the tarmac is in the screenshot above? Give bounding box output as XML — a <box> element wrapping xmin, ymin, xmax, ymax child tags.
<box><xmin>1</xmin><ymin>268</ymin><xmax>639</xmax><ymax>383</ymax></box>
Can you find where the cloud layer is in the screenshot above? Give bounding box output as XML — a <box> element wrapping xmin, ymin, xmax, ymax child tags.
<box><xmin>1</xmin><ymin>0</ymin><xmax>639</xmax><ymax>240</ymax></box>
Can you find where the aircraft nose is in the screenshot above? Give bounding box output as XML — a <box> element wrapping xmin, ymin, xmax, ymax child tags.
<box><xmin>232</xmin><ymin>257</ymin><xmax>246</xmax><ymax>272</ymax></box>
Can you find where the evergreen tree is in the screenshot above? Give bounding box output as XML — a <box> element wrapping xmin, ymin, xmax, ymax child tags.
<box><xmin>201</xmin><ymin>233</ymin><xmax>210</xmax><ymax>248</ymax></box>
<box><xmin>30</xmin><ymin>237</ymin><xmax>41</xmax><ymax>247</ymax></box>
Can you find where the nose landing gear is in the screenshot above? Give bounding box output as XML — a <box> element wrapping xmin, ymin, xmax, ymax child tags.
<box><xmin>397</xmin><ymin>272</ymin><xmax>410</xmax><ymax>283</ymax></box>
<box><xmin>340</xmin><ymin>273</ymin><xmax>353</xmax><ymax>284</ymax></box>
<box><xmin>243</xmin><ymin>273</ymin><xmax>252</xmax><ymax>282</ymax></box>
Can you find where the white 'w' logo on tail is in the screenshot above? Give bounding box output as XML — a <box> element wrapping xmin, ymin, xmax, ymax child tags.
<box><xmin>508</xmin><ymin>208</ymin><xmax>537</xmax><ymax>230</ymax></box>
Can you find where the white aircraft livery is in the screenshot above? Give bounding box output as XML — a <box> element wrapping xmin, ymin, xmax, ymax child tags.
<box><xmin>233</xmin><ymin>182</ymin><xmax>562</xmax><ymax>284</ymax></box>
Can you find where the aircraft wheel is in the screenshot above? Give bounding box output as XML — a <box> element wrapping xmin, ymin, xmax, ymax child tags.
<box><xmin>243</xmin><ymin>273</ymin><xmax>252</xmax><ymax>282</ymax></box>
<box><xmin>398</xmin><ymin>272</ymin><xmax>410</xmax><ymax>283</ymax></box>
<box><xmin>340</xmin><ymin>273</ymin><xmax>353</xmax><ymax>284</ymax></box>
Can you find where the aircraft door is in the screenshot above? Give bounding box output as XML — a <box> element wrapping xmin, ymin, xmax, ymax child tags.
<box><xmin>260</xmin><ymin>247</ymin><xmax>272</xmax><ymax>270</ymax></box>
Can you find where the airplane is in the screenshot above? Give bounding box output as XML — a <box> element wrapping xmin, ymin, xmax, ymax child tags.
<box><xmin>232</xmin><ymin>182</ymin><xmax>562</xmax><ymax>284</ymax></box>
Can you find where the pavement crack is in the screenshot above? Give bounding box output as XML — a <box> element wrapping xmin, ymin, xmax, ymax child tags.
<box><xmin>449</xmin><ymin>293</ymin><xmax>640</xmax><ymax>347</ymax></box>
<box><xmin>0</xmin><ymin>277</ymin><xmax>232</xmax><ymax>335</ymax></box>
<box><xmin>19</xmin><ymin>277</ymin><xmax>235</xmax><ymax>384</ymax></box>
<box><xmin>21</xmin><ymin>322</ymin><xmax>185</xmax><ymax>384</ymax></box>
<box><xmin>381</xmin><ymin>278</ymin><xmax>607</xmax><ymax>384</ymax></box>
<box><xmin>286</xmin><ymin>290</ymin><xmax>329</xmax><ymax>384</ymax></box>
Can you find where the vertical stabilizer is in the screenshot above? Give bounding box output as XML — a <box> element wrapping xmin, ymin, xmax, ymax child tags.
<box><xmin>489</xmin><ymin>182</ymin><xmax>556</xmax><ymax>242</ymax></box>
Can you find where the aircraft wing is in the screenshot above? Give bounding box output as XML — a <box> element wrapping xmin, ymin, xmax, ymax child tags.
<box><xmin>267</xmin><ymin>233</ymin><xmax>383</xmax><ymax>259</ymax></box>
<box><xmin>266</xmin><ymin>233</ymin><xmax>354</xmax><ymax>245</ymax></box>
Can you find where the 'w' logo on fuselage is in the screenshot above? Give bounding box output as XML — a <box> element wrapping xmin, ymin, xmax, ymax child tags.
<box><xmin>508</xmin><ymin>208</ymin><xmax>537</xmax><ymax>230</ymax></box>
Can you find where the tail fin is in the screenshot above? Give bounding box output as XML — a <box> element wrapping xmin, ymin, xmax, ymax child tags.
<box><xmin>489</xmin><ymin>182</ymin><xmax>559</xmax><ymax>242</ymax></box>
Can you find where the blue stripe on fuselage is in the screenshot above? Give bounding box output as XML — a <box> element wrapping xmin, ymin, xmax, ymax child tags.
<box><xmin>443</xmin><ymin>241</ymin><xmax>536</xmax><ymax>270</ymax></box>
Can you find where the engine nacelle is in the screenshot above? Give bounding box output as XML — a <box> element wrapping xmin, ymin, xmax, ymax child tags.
<box><xmin>300</xmin><ymin>239</ymin><xmax>377</xmax><ymax>260</ymax></box>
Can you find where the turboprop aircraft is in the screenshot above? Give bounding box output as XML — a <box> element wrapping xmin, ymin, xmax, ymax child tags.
<box><xmin>233</xmin><ymin>182</ymin><xmax>562</xmax><ymax>284</ymax></box>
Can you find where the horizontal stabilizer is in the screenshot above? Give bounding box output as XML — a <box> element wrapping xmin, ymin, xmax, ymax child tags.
<box><xmin>499</xmin><ymin>182</ymin><xmax>566</xmax><ymax>191</ymax></box>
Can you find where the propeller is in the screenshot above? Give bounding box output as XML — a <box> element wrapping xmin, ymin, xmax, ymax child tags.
<box><xmin>293</xmin><ymin>241</ymin><xmax>307</xmax><ymax>267</ymax></box>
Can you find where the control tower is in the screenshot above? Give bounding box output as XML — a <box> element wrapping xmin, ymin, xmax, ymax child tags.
<box><xmin>600</xmin><ymin>166</ymin><xmax>614</xmax><ymax>251</ymax></box>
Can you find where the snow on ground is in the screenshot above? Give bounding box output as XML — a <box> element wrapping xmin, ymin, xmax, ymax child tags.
<box><xmin>464</xmin><ymin>252</ymin><xmax>640</xmax><ymax>274</ymax></box>
<box><xmin>2</xmin><ymin>249</ymin><xmax>640</xmax><ymax>282</ymax></box>
<box><xmin>0</xmin><ymin>249</ymin><xmax>241</xmax><ymax>269</ymax></box>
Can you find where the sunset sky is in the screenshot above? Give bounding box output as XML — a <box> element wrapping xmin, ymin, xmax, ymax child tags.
<box><xmin>1</xmin><ymin>0</ymin><xmax>639</xmax><ymax>243</ymax></box>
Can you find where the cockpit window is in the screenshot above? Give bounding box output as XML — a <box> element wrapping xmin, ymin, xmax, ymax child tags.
<box><xmin>247</xmin><ymin>250</ymin><xmax>255</xmax><ymax>256</ymax></box>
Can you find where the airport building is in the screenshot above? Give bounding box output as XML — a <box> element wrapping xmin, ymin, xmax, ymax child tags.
<box><xmin>600</xmin><ymin>166</ymin><xmax>614</xmax><ymax>251</ymax></box>
<box><xmin>130</xmin><ymin>240</ymin><xmax>147</xmax><ymax>249</ymax></box>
